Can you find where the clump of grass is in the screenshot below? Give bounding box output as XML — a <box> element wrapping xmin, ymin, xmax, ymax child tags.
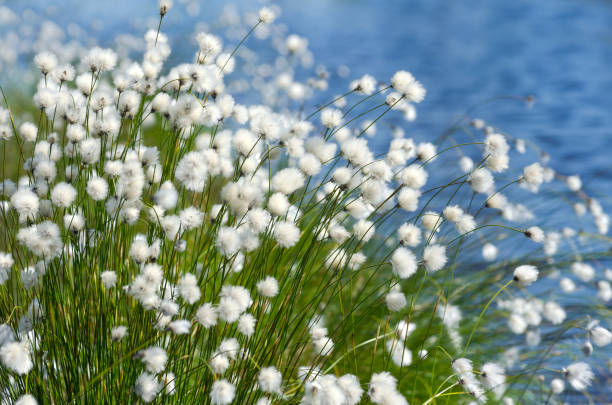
<box><xmin>0</xmin><ymin>2</ymin><xmax>610</xmax><ymax>404</ymax></box>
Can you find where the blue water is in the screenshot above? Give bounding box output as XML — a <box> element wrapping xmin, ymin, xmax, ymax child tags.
<box><xmin>281</xmin><ymin>0</ymin><xmax>612</xmax><ymax>191</ymax></box>
<box><xmin>4</xmin><ymin>0</ymin><xmax>611</xmax><ymax>195</ymax></box>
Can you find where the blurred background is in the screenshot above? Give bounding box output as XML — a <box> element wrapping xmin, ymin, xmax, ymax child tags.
<box><xmin>0</xmin><ymin>0</ymin><xmax>610</xmax><ymax>194</ymax></box>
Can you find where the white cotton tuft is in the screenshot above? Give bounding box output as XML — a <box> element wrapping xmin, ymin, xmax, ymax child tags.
<box><xmin>590</xmin><ymin>325</ymin><xmax>612</xmax><ymax>347</ymax></box>
<box><xmin>196</xmin><ymin>303</ymin><xmax>218</xmax><ymax>328</ymax></box>
<box><xmin>397</xmin><ymin>187</ymin><xmax>420</xmax><ymax>212</ymax></box>
<box><xmin>551</xmin><ymin>378</ymin><xmax>565</xmax><ymax>394</ymax></box>
<box><xmin>210</xmin><ymin>379</ymin><xmax>235</xmax><ymax>405</ymax></box>
<box><xmin>481</xmin><ymin>362</ymin><xmax>506</xmax><ymax>398</ymax></box>
<box><xmin>273</xmin><ymin>221</ymin><xmax>300</xmax><ymax>248</ymax></box>
<box><xmin>20</xmin><ymin>122</ymin><xmax>38</xmax><ymax>142</ymax></box>
<box><xmin>258</xmin><ymin>366</ymin><xmax>282</xmax><ymax>394</ymax></box>
<box><xmin>15</xmin><ymin>394</ymin><xmax>38</xmax><ymax>405</ymax></box>
<box><xmin>0</xmin><ymin>341</ymin><xmax>32</xmax><ymax>374</ymax></box>
<box><xmin>100</xmin><ymin>270</ymin><xmax>117</xmax><ymax>288</ymax></box>
<box><xmin>422</xmin><ymin>244</ymin><xmax>447</xmax><ymax>272</ymax></box>
<box><xmin>391</xmin><ymin>70</ymin><xmax>426</xmax><ymax>103</ymax></box>
<box><xmin>86</xmin><ymin>175</ymin><xmax>108</xmax><ymax>201</ymax></box>
<box><xmin>111</xmin><ymin>325</ymin><xmax>128</xmax><ymax>341</ymax></box>
<box><xmin>390</xmin><ymin>248</ymin><xmax>417</xmax><ymax>279</ymax></box>
<box><xmin>523</xmin><ymin>162</ymin><xmax>544</xmax><ymax>192</ymax></box>
<box><xmin>179</xmin><ymin>273</ymin><xmax>201</xmax><ymax>304</ymax></box>
<box><xmin>563</xmin><ymin>362</ymin><xmax>594</xmax><ymax>391</ymax></box>
<box><xmin>258</xmin><ymin>7</ymin><xmax>276</xmax><ymax>23</ymax></box>
<box><xmin>135</xmin><ymin>372</ymin><xmax>161</xmax><ymax>403</ymax></box>
<box><xmin>469</xmin><ymin>168</ymin><xmax>494</xmax><ymax>194</ymax></box>
<box><xmin>513</xmin><ymin>265</ymin><xmax>539</xmax><ymax>287</ymax></box>
<box><xmin>238</xmin><ymin>313</ymin><xmax>256</xmax><ymax>336</ymax></box>
<box><xmin>398</xmin><ymin>223</ymin><xmax>421</xmax><ymax>247</ymax></box>
<box><xmin>482</xmin><ymin>243</ymin><xmax>498</xmax><ymax>261</ymax></box>
<box><xmin>159</xmin><ymin>0</ymin><xmax>173</xmax><ymax>15</ymax></box>
<box><xmin>51</xmin><ymin>182</ymin><xmax>77</xmax><ymax>207</ymax></box>
<box><xmin>525</xmin><ymin>226</ymin><xmax>544</xmax><ymax>243</ymax></box>
<box><xmin>272</xmin><ymin>168</ymin><xmax>305</xmax><ymax>195</ymax></box>
<box><xmin>10</xmin><ymin>189</ymin><xmax>40</xmax><ymax>222</ymax></box>
<box><xmin>268</xmin><ymin>193</ymin><xmax>290</xmax><ymax>217</ymax></box>
<box><xmin>216</xmin><ymin>227</ymin><xmax>241</xmax><ymax>257</ymax></box>
<box><xmin>386</xmin><ymin>290</ymin><xmax>407</xmax><ymax>311</ymax></box>
<box><xmin>398</xmin><ymin>164</ymin><xmax>428</xmax><ymax>189</ymax></box>
<box><xmin>566</xmin><ymin>175</ymin><xmax>582</xmax><ymax>191</ymax></box>
<box><xmin>321</xmin><ymin>108</ymin><xmax>343</xmax><ymax>128</ymax></box>
<box><xmin>138</xmin><ymin>346</ymin><xmax>167</xmax><ymax>373</ymax></box>
<box><xmin>257</xmin><ymin>276</ymin><xmax>279</xmax><ymax>298</ymax></box>
<box><xmin>337</xmin><ymin>374</ymin><xmax>363</xmax><ymax>405</ymax></box>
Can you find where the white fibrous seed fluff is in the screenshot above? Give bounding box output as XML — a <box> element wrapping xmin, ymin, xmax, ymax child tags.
<box><xmin>168</xmin><ymin>319</ymin><xmax>191</xmax><ymax>335</ymax></box>
<box><xmin>100</xmin><ymin>270</ymin><xmax>117</xmax><ymax>288</ymax></box>
<box><xmin>258</xmin><ymin>366</ymin><xmax>282</xmax><ymax>393</ymax></box>
<box><xmin>563</xmin><ymin>362</ymin><xmax>594</xmax><ymax>391</ymax></box>
<box><xmin>0</xmin><ymin>341</ymin><xmax>33</xmax><ymax>374</ymax></box>
<box><xmin>390</xmin><ymin>247</ymin><xmax>417</xmax><ymax>279</ymax></box>
<box><xmin>525</xmin><ymin>226</ymin><xmax>544</xmax><ymax>243</ymax></box>
<box><xmin>397</xmin><ymin>188</ymin><xmax>420</xmax><ymax>212</ymax></box>
<box><xmin>210</xmin><ymin>379</ymin><xmax>235</xmax><ymax>405</ymax></box>
<box><xmin>10</xmin><ymin>189</ymin><xmax>39</xmax><ymax>222</ymax></box>
<box><xmin>398</xmin><ymin>223</ymin><xmax>421</xmax><ymax>247</ymax></box>
<box><xmin>216</xmin><ymin>227</ymin><xmax>241</xmax><ymax>257</ymax></box>
<box><xmin>443</xmin><ymin>205</ymin><xmax>463</xmax><ymax>222</ymax></box>
<box><xmin>416</xmin><ymin>142</ymin><xmax>436</xmax><ymax>161</ymax></box>
<box><xmin>135</xmin><ymin>372</ymin><xmax>161</xmax><ymax>403</ymax></box>
<box><xmin>566</xmin><ymin>175</ymin><xmax>582</xmax><ymax>191</ymax></box>
<box><xmin>86</xmin><ymin>175</ymin><xmax>108</xmax><ymax>201</ymax></box>
<box><xmin>138</xmin><ymin>346</ymin><xmax>167</xmax><ymax>374</ymax></box>
<box><xmin>390</xmin><ymin>70</ymin><xmax>426</xmax><ymax>103</ymax></box>
<box><xmin>398</xmin><ymin>164</ymin><xmax>428</xmax><ymax>189</ymax></box>
<box><xmin>237</xmin><ymin>313</ymin><xmax>256</xmax><ymax>336</ymax></box>
<box><xmin>337</xmin><ymin>374</ymin><xmax>363</xmax><ymax>405</ymax></box>
<box><xmin>257</xmin><ymin>276</ymin><xmax>279</xmax><ymax>297</ymax></box>
<box><xmin>20</xmin><ymin>122</ymin><xmax>38</xmax><ymax>142</ymax></box>
<box><xmin>459</xmin><ymin>156</ymin><xmax>474</xmax><ymax>172</ymax></box>
<box><xmin>480</xmin><ymin>362</ymin><xmax>506</xmax><ymax>398</ymax></box>
<box><xmin>159</xmin><ymin>0</ymin><xmax>172</xmax><ymax>16</ymax></box>
<box><xmin>368</xmin><ymin>371</ymin><xmax>409</xmax><ymax>405</ymax></box>
<box><xmin>469</xmin><ymin>168</ymin><xmax>494</xmax><ymax>194</ymax></box>
<box><xmin>51</xmin><ymin>182</ymin><xmax>77</xmax><ymax>207</ymax></box>
<box><xmin>513</xmin><ymin>265</ymin><xmax>539</xmax><ymax>286</ymax></box>
<box><xmin>273</xmin><ymin>221</ymin><xmax>300</xmax><ymax>248</ymax></box>
<box><xmin>386</xmin><ymin>290</ymin><xmax>407</xmax><ymax>311</ymax></box>
<box><xmin>482</xmin><ymin>243</ymin><xmax>498</xmax><ymax>261</ymax></box>
<box><xmin>484</xmin><ymin>133</ymin><xmax>509</xmax><ymax>156</ymax></box>
<box><xmin>523</xmin><ymin>162</ymin><xmax>544</xmax><ymax>191</ymax></box>
<box><xmin>175</xmin><ymin>152</ymin><xmax>208</xmax><ymax>192</ymax></box>
<box><xmin>34</xmin><ymin>52</ymin><xmax>57</xmax><ymax>76</ymax></box>
<box><xmin>589</xmin><ymin>325</ymin><xmax>612</xmax><ymax>347</ymax></box>
<box><xmin>14</xmin><ymin>394</ymin><xmax>38</xmax><ymax>405</ymax></box>
<box><xmin>196</xmin><ymin>303</ymin><xmax>218</xmax><ymax>328</ymax></box>
<box><xmin>258</xmin><ymin>7</ymin><xmax>276</xmax><ymax>23</ymax></box>
<box><xmin>551</xmin><ymin>378</ymin><xmax>565</xmax><ymax>394</ymax></box>
<box><xmin>111</xmin><ymin>326</ymin><xmax>128</xmax><ymax>341</ymax></box>
<box><xmin>272</xmin><ymin>168</ymin><xmax>305</xmax><ymax>195</ymax></box>
<box><xmin>422</xmin><ymin>244</ymin><xmax>447</xmax><ymax>272</ymax></box>
<box><xmin>80</xmin><ymin>138</ymin><xmax>101</xmax><ymax>164</ymax></box>
<box><xmin>321</xmin><ymin>108</ymin><xmax>343</xmax><ymax>128</ymax></box>
<box><xmin>179</xmin><ymin>273</ymin><xmax>201</xmax><ymax>304</ymax></box>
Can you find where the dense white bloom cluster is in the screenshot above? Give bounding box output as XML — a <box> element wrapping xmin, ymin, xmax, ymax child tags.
<box><xmin>0</xmin><ymin>2</ymin><xmax>608</xmax><ymax>404</ymax></box>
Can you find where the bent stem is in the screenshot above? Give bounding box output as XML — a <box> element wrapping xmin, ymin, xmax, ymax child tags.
<box><xmin>462</xmin><ymin>279</ymin><xmax>514</xmax><ymax>355</ymax></box>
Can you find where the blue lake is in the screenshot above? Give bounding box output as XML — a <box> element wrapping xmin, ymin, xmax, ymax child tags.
<box><xmin>4</xmin><ymin>0</ymin><xmax>611</xmax><ymax>196</ymax></box>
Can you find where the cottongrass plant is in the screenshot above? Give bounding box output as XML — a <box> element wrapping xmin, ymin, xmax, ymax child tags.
<box><xmin>0</xmin><ymin>2</ymin><xmax>611</xmax><ymax>404</ymax></box>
